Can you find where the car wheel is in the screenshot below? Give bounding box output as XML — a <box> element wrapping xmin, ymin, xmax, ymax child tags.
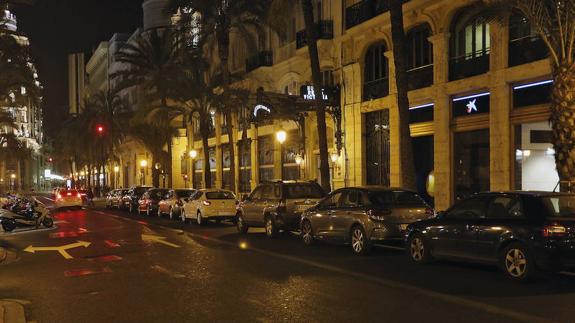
<box><xmin>301</xmin><ymin>220</ymin><xmax>314</xmax><ymax>246</ymax></box>
<box><xmin>264</xmin><ymin>216</ymin><xmax>277</xmax><ymax>239</ymax></box>
<box><xmin>236</xmin><ymin>213</ymin><xmax>248</xmax><ymax>234</ymax></box>
<box><xmin>169</xmin><ymin>207</ymin><xmax>174</xmax><ymax>220</ymax></box>
<box><xmin>157</xmin><ymin>207</ymin><xmax>162</xmax><ymax>217</ymax></box>
<box><xmin>129</xmin><ymin>204</ymin><xmax>134</xmax><ymax>213</ymax></box>
<box><xmin>407</xmin><ymin>233</ymin><xmax>433</xmax><ymax>264</ymax></box>
<box><xmin>146</xmin><ymin>206</ymin><xmax>151</xmax><ymax>216</ymax></box>
<box><xmin>180</xmin><ymin>209</ymin><xmax>187</xmax><ymax>223</ymax></box>
<box><xmin>501</xmin><ymin>242</ymin><xmax>537</xmax><ymax>282</ymax></box>
<box><xmin>2</xmin><ymin>220</ymin><xmax>16</xmax><ymax>232</ymax></box>
<box><xmin>350</xmin><ymin>225</ymin><xmax>370</xmax><ymax>255</ymax></box>
<box><xmin>196</xmin><ymin>211</ymin><xmax>204</xmax><ymax>226</ymax></box>
<box><xmin>42</xmin><ymin>217</ymin><xmax>54</xmax><ymax>228</ymax></box>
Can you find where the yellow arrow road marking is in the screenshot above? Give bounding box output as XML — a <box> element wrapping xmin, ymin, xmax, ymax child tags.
<box><xmin>23</xmin><ymin>240</ymin><xmax>91</xmax><ymax>259</ymax></box>
<box><xmin>141</xmin><ymin>234</ymin><xmax>180</xmax><ymax>248</ymax></box>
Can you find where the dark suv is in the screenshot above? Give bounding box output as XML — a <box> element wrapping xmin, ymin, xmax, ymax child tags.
<box><xmin>122</xmin><ymin>186</ymin><xmax>153</xmax><ymax>213</ymax></box>
<box><xmin>236</xmin><ymin>181</ymin><xmax>326</xmax><ymax>237</ymax></box>
<box><xmin>406</xmin><ymin>192</ymin><xmax>575</xmax><ymax>281</ymax></box>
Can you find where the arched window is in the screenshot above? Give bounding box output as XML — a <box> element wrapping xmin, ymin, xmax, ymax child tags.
<box><xmin>363</xmin><ymin>42</ymin><xmax>389</xmax><ymax>101</ymax></box>
<box><xmin>508</xmin><ymin>13</ymin><xmax>548</xmax><ymax>66</ymax></box>
<box><xmin>406</xmin><ymin>23</ymin><xmax>433</xmax><ymax>90</ymax></box>
<box><xmin>449</xmin><ymin>10</ymin><xmax>490</xmax><ymax>80</ymax></box>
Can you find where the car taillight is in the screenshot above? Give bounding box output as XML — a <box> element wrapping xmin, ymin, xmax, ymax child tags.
<box><xmin>367</xmin><ymin>209</ymin><xmax>387</xmax><ymax>221</ymax></box>
<box><xmin>202</xmin><ymin>200</ymin><xmax>211</xmax><ymax>206</ymax></box>
<box><xmin>543</xmin><ymin>223</ymin><xmax>567</xmax><ymax>237</ymax></box>
<box><xmin>56</xmin><ymin>194</ymin><xmax>62</xmax><ymax>200</ymax></box>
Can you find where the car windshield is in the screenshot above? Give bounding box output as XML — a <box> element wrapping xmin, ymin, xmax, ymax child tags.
<box><xmin>541</xmin><ymin>195</ymin><xmax>575</xmax><ymax>217</ymax></box>
<box><xmin>205</xmin><ymin>191</ymin><xmax>235</xmax><ymax>200</ymax></box>
<box><xmin>284</xmin><ymin>184</ymin><xmax>325</xmax><ymax>199</ymax></box>
<box><xmin>368</xmin><ymin>190</ymin><xmax>427</xmax><ymax>207</ymax></box>
<box><xmin>175</xmin><ymin>190</ymin><xmax>195</xmax><ymax>198</ymax></box>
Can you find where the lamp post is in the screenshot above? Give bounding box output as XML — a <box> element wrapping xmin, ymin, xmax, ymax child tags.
<box><xmin>10</xmin><ymin>173</ymin><xmax>16</xmax><ymax>191</ymax></box>
<box><xmin>276</xmin><ymin>129</ymin><xmax>287</xmax><ymax>180</ymax></box>
<box><xmin>140</xmin><ymin>160</ymin><xmax>148</xmax><ymax>185</ymax></box>
<box><xmin>295</xmin><ymin>154</ymin><xmax>304</xmax><ymax>179</ymax></box>
<box><xmin>113</xmin><ymin>166</ymin><xmax>120</xmax><ymax>189</ymax></box>
<box><xmin>189</xmin><ymin>149</ymin><xmax>197</xmax><ymax>188</ymax></box>
<box><xmin>330</xmin><ymin>152</ymin><xmax>340</xmax><ymax>190</ymax></box>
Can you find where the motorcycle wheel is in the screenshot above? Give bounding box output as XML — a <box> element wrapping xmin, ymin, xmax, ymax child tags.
<box><xmin>42</xmin><ymin>217</ymin><xmax>54</xmax><ymax>228</ymax></box>
<box><xmin>2</xmin><ymin>220</ymin><xmax>16</xmax><ymax>232</ymax></box>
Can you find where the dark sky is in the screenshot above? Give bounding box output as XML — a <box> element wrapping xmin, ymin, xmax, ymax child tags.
<box><xmin>11</xmin><ymin>0</ymin><xmax>144</xmax><ymax>138</ymax></box>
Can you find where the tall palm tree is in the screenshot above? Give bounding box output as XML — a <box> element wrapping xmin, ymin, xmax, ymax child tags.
<box><xmin>170</xmin><ymin>0</ymin><xmax>271</xmax><ymax>192</ymax></box>
<box><xmin>388</xmin><ymin>0</ymin><xmax>416</xmax><ymax>190</ymax></box>
<box><xmin>113</xmin><ymin>28</ymin><xmax>180</xmax><ymax>187</ymax></box>
<box><xmin>0</xmin><ymin>32</ymin><xmax>40</xmax><ymax>103</ymax></box>
<box><xmin>479</xmin><ymin>0</ymin><xmax>575</xmax><ymax>183</ymax></box>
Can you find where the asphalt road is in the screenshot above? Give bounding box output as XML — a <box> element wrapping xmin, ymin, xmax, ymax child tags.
<box><xmin>1</xmin><ymin>197</ymin><xmax>575</xmax><ymax>323</ymax></box>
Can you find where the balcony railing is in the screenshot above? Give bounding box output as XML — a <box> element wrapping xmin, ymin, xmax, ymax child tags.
<box><xmin>407</xmin><ymin>64</ymin><xmax>433</xmax><ymax>91</ymax></box>
<box><xmin>449</xmin><ymin>52</ymin><xmax>490</xmax><ymax>81</ymax></box>
<box><xmin>245</xmin><ymin>50</ymin><xmax>273</xmax><ymax>72</ymax></box>
<box><xmin>363</xmin><ymin>78</ymin><xmax>389</xmax><ymax>101</ymax></box>
<box><xmin>296</xmin><ymin>20</ymin><xmax>334</xmax><ymax>49</ymax></box>
<box><xmin>508</xmin><ymin>36</ymin><xmax>548</xmax><ymax>67</ymax></box>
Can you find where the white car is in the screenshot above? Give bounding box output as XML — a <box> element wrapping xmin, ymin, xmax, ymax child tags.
<box><xmin>181</xmin><ymin>189</ymin><xmax>238</xmax><ymax>225</ymax></box>
<box><xmin>55</xmin><ymin>189</ymin><xmax>83</xmax><ymax>209</ymax></box>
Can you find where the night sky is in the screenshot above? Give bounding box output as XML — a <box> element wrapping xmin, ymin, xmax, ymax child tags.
<box><xmin>11</xmin><ymin>0</ymin><xmax>144</xmax><ymax>138</ymax></box>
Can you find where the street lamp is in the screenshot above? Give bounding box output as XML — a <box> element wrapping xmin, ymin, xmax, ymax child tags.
<box><xmin>189</xmin><ymin>149</ymin><xmax>198</xmax><ymax>188</ymax></box>
<box><xmin>140</xmin><ymin>160</ymin><xmax>148</xmax><ymax>185</ymax></box>
<box><xmin>330</xmin><ymin>152</ymin><xmax>340</xmax><ymax>189</ymax></box>
<box><xmin>276</xmin><ymin>129</ymin><xmax>287</xmax><ymax>180</ymax></box>
<box><xmin>10</xmin><ymin>173</ymin><xmax>16</xmax><ymax>191</ymax></box>
<box><xmin>295</xmin><ymin>154</ymin><xmax>304</xmax><ymax>179</ymax></box>
<box><xmin>113</xmin><ymin>165</ymin><xmax>120</xmax><ymax>189</ymax></box>
<box><xmin>189</xmin><ymin>149</ymin><xmax>198</xmax><ymax>159</ymax></box>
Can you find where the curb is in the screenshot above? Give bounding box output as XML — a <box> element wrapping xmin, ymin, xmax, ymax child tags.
<box><xmin>0</xmin><ymin>300</ymin><xmax>27</xmax><ymax>323</ymax></box>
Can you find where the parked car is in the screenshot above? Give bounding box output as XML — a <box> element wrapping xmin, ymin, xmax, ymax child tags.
<box><xmin>122</xmin><ymin>186</ymin><xmax>153</xmax><ymax>213</ymax></box>
<box><xmin>236</xmin><ymin>180</ymin><xmax>326</xmax><ymax>237</ymax></box>
<box><xmin>105</xmin><ymin>189</ymin><xmax>127</xmax><ymax>209</ymax></box>
<box><xmin>406</xmin><ymin>192</ymin><xmax>575</xmax><ymax>281</ymax></box>
<box><xmin>54</xmin><ymin>189</ymin><xmax>83</xmax><ymax>209</ymax></box>
<box><xmin>105</xmin><ymin>189</ymin><xmax>119</xmax><ymax>208</ymax></box>
<box><xmin>77</xmin><ymin>189</ymin><xmax>89</xmax><ymax>204</ymax></box>
<box><xmin>138</xmin><ymin>188</ymin><xmax>169</xmax><ymax>215</ymax></box>
<box><xmin>157</xmin><ymin>188</ymin><xmax>196</xmax><ymax>219</ymax></box>
<box><xmin>181</xmin><ymin>189</ymin><xmax>237</xmax><ymax>225</ymax></box>
<box><xmin>300</xmin><ymin>187</ymin><xmax>433</xmax><ymax>254</ymax></box>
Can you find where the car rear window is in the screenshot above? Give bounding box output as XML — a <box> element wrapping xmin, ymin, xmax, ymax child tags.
<box><xmin>205</xmin><ymin>191</ymin><xmax>235</xmax><ymax>200</ymax></box>
<box><xmin>540</xmin><ymin>195</ymin><xmax>575</xmax><ymax>217</ymax></box>
<box><xmin>368</xmin><ymin>191</ymin><xmax>427</xmax><ymax>207</ymax></box>
<box><xmin>284</xmin><ymin>184</ymin><xmax>325</xmax><ymax>199</ymax></box>
<box><xmin>176</xmin><ymin>190</ymin><xmax>195</xmax><ymax>198</ymax></box>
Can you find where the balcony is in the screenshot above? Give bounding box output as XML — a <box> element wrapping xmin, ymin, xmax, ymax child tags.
<box><xmin>509</xmin><ymin>36</ymin><xmax>548</xmax><ymax>67</ymax></box>
<box><xmin>449</xmin><ymin>53</ymin><xmax>490</xmax><ymax>81</ymax></box>
<box><xmin>245</xmin><ymin>50</ymin><xmax>273</xmax><ymax>72</ymax></box>
<box><xmin>296</xmin><ymin>20</ymin><xmax>334</xmax><ymax>49</ymax></box>
<box><xmin>363</xmin><ymin>78</ymin><xmax>389</xmax><ymax>101</ymax></box>
<box><xmin>407</xmin><ymin>64</ymin><xmax>433</xmax><ymax>91</ymax></box>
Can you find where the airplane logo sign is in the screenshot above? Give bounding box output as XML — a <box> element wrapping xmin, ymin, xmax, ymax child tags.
<box><xmin>466</xmin><ymin>99</ymin><xmax>478</xmax><ymax>114</ymax></box>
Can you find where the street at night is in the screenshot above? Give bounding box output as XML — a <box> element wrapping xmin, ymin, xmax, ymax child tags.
<box><xmin>1</xmin><ymin>199</ymin><xmax>574</xmax><ymax>322</ymax></box>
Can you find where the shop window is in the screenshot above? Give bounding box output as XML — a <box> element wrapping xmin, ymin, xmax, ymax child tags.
<box><xmin>454</xmin><ymin>129</ymin><xmax>490</xmax><ymax>200</ymax></box>
<box><xmin>406</xmin><ymin>24</ymin><xmax>433</xmax><ymax>90</ymax></box>
<box><xmin>365</xmin><ymin>110</ymin><xmax>390</xmax><ymax>186</ymax></box>
<box><xmin>222</xmin><ymin>144</ymin><xmax>231</xmax><ymax>190</ymax></box>
<box><xmin>258</xmin><ymin>135</ymin><xmax>275</xmax><ymax>182</ymax></box>
<box><xmin>209</xmin><ymin>146</ymin><xmax>216</xmax><ymax>187</ymax></box>
<box><xmin>452</xmin><ymin>92</ymin><xmax>490</xmax><ymax>118</ymax></box>
<box><xmin>193</xmin><ymin>154</ymin><xmax>203</xmax><ymax>189</ymax></box>
<box><xmin>239</xmin><ymin>140</ymin><xmax>252</xmax><ymax>193</ymax></box>
<box><xmin>363</xmin><ymin>42</ymin><xmax>389</xmax><ymax>101</ymax></box>
<box><xmin>513</xmin><ymin>80</ymin><xmax>552</xmax><ymax>109</ymax></box>
<box><xmin>514</xmin><ymin>121</ymin><xmax>558</xmax><ymax>191</ymax></box>
<box><xmin>412</xmin><ymin>135</ymin><xmax>434</xmax><ymax>206</ymax></box>
<box><xmin>450</xmin><ymin>9</ymin><xmax>490</xmax><ymax>81</ymax></box>
<box><xmin>508</xmin><ymin>13</ymin><xmax>548</xmax><ymax>67</ymax></box>
<box><xmin>409</xmin><ymin>103</ymin><xmax>434</xmax><ymax>123</ymax></box>
<box><xmin>283</xmin><ymin>130</ymin><xmax>303</xmax><ymax>180</ymax></box>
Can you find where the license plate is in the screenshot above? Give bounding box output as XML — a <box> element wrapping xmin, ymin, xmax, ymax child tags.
<box><xmin>400</xmin><ymin>224</ymin><xmax>408</xmax><ymax>230</ymax></box>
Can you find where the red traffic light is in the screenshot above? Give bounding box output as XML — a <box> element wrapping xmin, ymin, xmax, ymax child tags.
<box><xmin>48</xmin><ymin>157</ymin><xmax>53</xmax><ymax>162</ymax></box>
<box><xmin>96</xmin><ymin>125</ymin><xmax>104</xmax><ymax>134</ymax></box>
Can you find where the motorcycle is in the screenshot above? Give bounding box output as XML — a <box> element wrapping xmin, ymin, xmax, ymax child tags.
<box><xmin>0</xmin><ymin>198</ymin><xmax>53</xmax><ymax>232</ymax></box>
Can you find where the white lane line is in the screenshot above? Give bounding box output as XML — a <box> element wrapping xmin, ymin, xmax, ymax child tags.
<box><xmin>98</xmin><ymin>211</ymin><xmax>552</xmax><ymax>323</ymax></box>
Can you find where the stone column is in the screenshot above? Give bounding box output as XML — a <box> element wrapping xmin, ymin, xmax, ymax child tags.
<box><xmin>429</xmin><ymin>32</ymin><xmax>452</xmax><ymax>211</ymax></box>
<box><xmin>490</xmin><ymin>20</ymin><xmax>509</xmax><ymax>71</ymax></box>
<box><xmin>342</xmin><ymin>62</ymin><xmax>363</xmax><ymax>186</ymax></box>
<box><xmin>274</xmin><ymin>121</ymin><xmax>283</xmax><ymax>180</ymax></box>
<box><xmin>250</xmin><ymin>124</ymin><xmax>259</xmax><ymax>190</ymax></box>
<box><xmin>214</xmin><ymin>113</ymin><xmax>223</xmax><ymax>189</ymax></box>
<box><xmin>232</xmin><ymin>111</ymin><xmax>240</xmax><ymax>194</ymax></box>
<box><xmin>489</xmin><ymin>82</ymin><xmax>511</xmax><ymax>191</ymax></box>
<box><xmin>385</xmin><ymin>50</ymin><xmax>401</xmax><ymax>187</ymax></box>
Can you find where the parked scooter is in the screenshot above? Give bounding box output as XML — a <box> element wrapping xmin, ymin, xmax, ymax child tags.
<box><xmin>0</xmin><ymin>198</ymin><xmax>53</xmax><ymax>232</ymax></box>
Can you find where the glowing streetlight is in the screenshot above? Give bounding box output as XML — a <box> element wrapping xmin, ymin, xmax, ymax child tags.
<box><xmin>140</xmin><ymin>160</ymin><xmax>148</xmax><ymax>168</ymax></box>
<box><xmin>295</xmin><ymin>154</ymin><xmax>304</xmax><ymax>165</ymax></box>
<box><xmin>330</xmin><ymin>152</ymin><xmax>339</xmax><ymax>163</ymax></box>
<box><xmin>113</xmin><ymin>166</ymin><xmax>120</xmax><ymax>173</ymax></box>
<box><xmin>10</xmin><ymin>173</ymin><xmax>16</xmax><ymax>179</ymax></box>
<box><xmin>189</xmin><ymin>149</ymin><xmax>198</xmax><ymax>159</ymax></box>
<box><xmin>276</xmin><ymin>129</ymin><xmax>287</xmax><ymax>144</ymax></box>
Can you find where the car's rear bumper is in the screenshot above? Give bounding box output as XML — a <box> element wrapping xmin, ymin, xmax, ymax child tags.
<box><xmin>369</xmin><ymin>222</ymin><xmax>409</xmax><ymax>241</ymax></box>
<box><xmin>533</xmin><ymin>241</ymin><xmax>575</xmax><ymax>271</ymax></box>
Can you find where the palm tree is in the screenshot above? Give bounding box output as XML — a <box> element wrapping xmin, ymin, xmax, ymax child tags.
<box><xmin>113</xmin><ymin>27</ymin><xmax>181</xmax><ymax>187</ymax></box>
<box><xmin>170</xmin><ymin>0</ymin><xmax>271</xmax><ymax>192</ymax></box>
<box><xmin>479</xmin><ymin>0</ymin><xmax>575</xmax><ymax>183</ymax></box>
<box><xmin>0</xmin><ymin>32</ymin><xmax>40</xmax><ymax>103</ymax></box>
<box><xmin>388</xmin><ymin>0</ymin><xmax>416</xmax><ymax>190</ymax></box>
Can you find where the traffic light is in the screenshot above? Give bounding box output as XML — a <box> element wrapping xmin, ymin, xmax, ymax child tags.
<box><xmin>48</xmin><ymin>157</ymin><xmax>53</xmax><ymax>163</ymax></box>
<box><xmin>96</xmin><ymin>125</ymin><xmax>104</xmax><ymax>135</ymax></box>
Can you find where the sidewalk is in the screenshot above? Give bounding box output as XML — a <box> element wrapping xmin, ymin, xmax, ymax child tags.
<box><xmin>0</xmin><ymin>300</ymin><xmax>27</xmax><ymax>323</ymax></box>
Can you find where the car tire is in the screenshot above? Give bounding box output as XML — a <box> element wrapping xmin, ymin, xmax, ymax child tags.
<box><xmin>180</xmin><ymin>209</ymin><xmax>187</xmax><ymax>223</ymax></box>
<box><xmin>350</xmin><ymin>225</ymin><xmax>371</xmax><ymax>255</ymax></box>
<box><xmin>169</xmin><ymin>207</ymin><xmax>174</xmax><ymax>220</ymax></box>
<box><xmin>196</xmin><ymin>211</ymin><xmax>204</xmax><ymax>226</ymax></box>
<box><xmin>500</xmin><ymin>242</ymin><xmax>538</xmax><ymax>282</ymax></box>
<box><xmin>157</xmin><ymin>207</ymin><xmax>162</xmax><ymax>217</ymax></box>
<box><xmin>129</xmin><ymin>204</ymin><xmax>135</xmax><ymax>214</ymax></box>
<box><xmin>2</xmin><ymin>220</ymin><xmax>16</xmax><ymax>232</ymax></box>
<box><xmin>301</xmin><ymin>220</ymin><xmax>314</xmax><ymax>246</ymax></box>
<box><xmin>42</xmin><ymin>217</ymin><xmax>54</xmax><ymax>228</ymax></box>
<box><xmin>236</xmin><ymin>213</ymin><xmax>248</xmax><ymax>234</ymax></box>
<box><xmin>146</xmin><ymin>206</ymin><xmax>151</xmax><ymax>216</ymax></box>
<box><xmin>264</xmin><ymin>215</ymin><xmax>278</xmax><ymax>239</ymax></box>
<box><xmin>407</xmin><ymin>233</ymin><xmax>433</xmax><ymax>264</ymax></box>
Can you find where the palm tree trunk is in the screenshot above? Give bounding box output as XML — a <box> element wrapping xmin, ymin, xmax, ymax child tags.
<box><xmin>389</xmin><ymin>0</ymin><xmax>416</xmax><ymax>190</ymax></box>
<box><xmin>302</xmin><ymin>0</ymin><xmax>331</xmax><ymax>192</ymax></box>
<box><xmin>551</xmin><ymin>62</ymin><xmax>575</xmax><ymax>187</ymax></box>
<box><xmin>200</xmin><ymin>117</ymin><xmax>212</xmax><ymax>189</ymax></box>
<box><xmin>225</xmin><ymin>112</ymin><xmax>236</xmax><ymax>192</ymax></box>
<box><xmin>167</xmin><ymin>141</ymin><xmax>173</xmax><ymax>188</ymax></box>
